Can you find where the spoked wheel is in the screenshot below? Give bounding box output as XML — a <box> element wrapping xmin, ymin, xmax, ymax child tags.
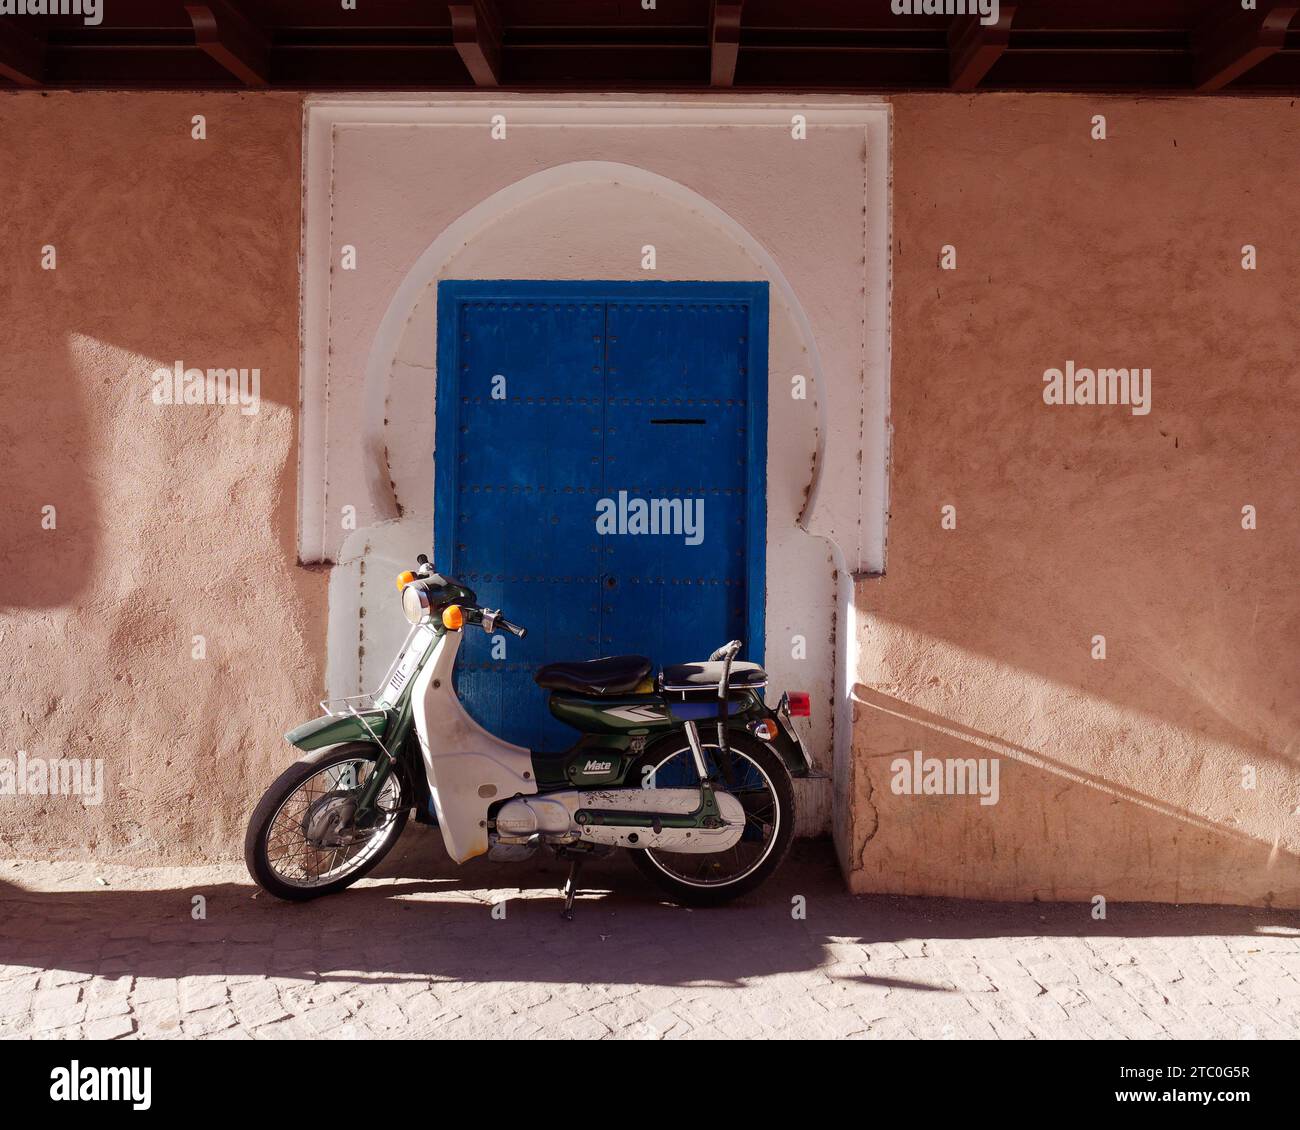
<box><xmin>245</xmin><ymin>743</ymin><xmax>408</xmax><ymax>901</ymax></box>
<box><xmin>625</xmin><ymin>731</ymin><xmax>795</xmax><ymax>906</ymax></box>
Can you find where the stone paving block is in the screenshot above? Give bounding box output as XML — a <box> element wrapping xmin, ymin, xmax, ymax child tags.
<box><xmin>83</xmin><ymin>1015</ymin><xmax>136</xmax><ymax>1040</ymax></box>
<box><xmin>32</xmin><ymin>1001</ymin><xmax>88</xmax><ymax>1032</ymax></box>
<box><xmin>181</xmin><ymin>1005</ymin><xmax>241</xmax><ymax>1037</ymax></box>
<box><xmin>130</xmin><ymin>998</ymin><xmax>182</xmax><ymax>1033</ymax></box>
<box><xmin>980</xmin><ymin>958</ymin><xmax>1049</xmax><ymax>1001</ymax></box>
<box><xmin>556</xmin><ymin>1011</ymin><xmax>611</xmax><ymax>1039</ymax></box>
<box><xmin>353</xmin><ymin>994</ymin><xmax>407</xmax><ymax>1032</ymax></box>
<box><xmin>85</xmin><ymin>995</ymin><xmax>133</xmax><ymax>1022</ymax></box>
<box><xmin>31</xmin><ymin>984</ymin><xmax>82</xmax><ymax>1010</ymax></box>
<box><xmin>589</xmin><ymin>997</ymin><xmax>650</xmax><ymax>1032</ymax></box>
<box><xmin>1055</xmin><ymin>1001</ymin><xmax>1125</xmax><ymax>1040</ymax></box>
<box><xmin>642</xmin><ymin>1007</ymin><xmax>693</xmax><ymax>1038</ymax></box>
<box><xmin>944</xmin><ymin>958</ymin><xmax>998</xmax><ymax>993</ymax></box>
<box><xmin>179</xmin><ymin>979</ymin><xmax>229</xmax><ymax>1013</ymax></box>
<box><xmin>525</xmin><ymin>998</ymin><xmax>577</xmax><ymax>1028</ymax></box>
<box><xmin>243</xmin><ymin>1015</ymin><xmax>317</xmax><ymax>1039</ymax></box>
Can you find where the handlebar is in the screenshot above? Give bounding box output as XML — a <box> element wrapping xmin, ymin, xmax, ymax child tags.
<box><xmin>472</xmin><ymin>607</ymin><xmax>527</xmax><ymax>639</ymax></box>
<box><xmin>408</xmin><ymin>556</ymin><xmax>526</xmax><ymax>636</ymax></box>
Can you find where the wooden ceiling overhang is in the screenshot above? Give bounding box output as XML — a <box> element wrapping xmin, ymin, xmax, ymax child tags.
<box><xmin>1</xmin><ymin>1</ymin><xmax>1297</xmax><ymax>94</ymax></box>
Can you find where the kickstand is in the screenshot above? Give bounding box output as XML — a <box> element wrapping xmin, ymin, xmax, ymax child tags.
<box><xmin>560</xmin><ymin>854</ymin><xmax>583</xmax><ymax>921</ymax></box>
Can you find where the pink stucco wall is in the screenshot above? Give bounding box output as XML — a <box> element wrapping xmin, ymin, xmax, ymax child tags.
<box><xmin>851</xmin><ymin>94</ymin><xmax>1300</xmax><ymax>907</ymax></box>
<box><xmin>0</xmin><ymin>92</ymin><xmax>324</xmax><ymax>860</ymax></box>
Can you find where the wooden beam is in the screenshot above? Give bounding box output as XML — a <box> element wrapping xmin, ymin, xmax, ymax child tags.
<box><xmin>710</xmin><ymin>0</ymin><xmax>744</xmax><ymax>87</ymax></box>
<box><xmin>185</xmin><ymin>2</ymin><xmax>269</xmax><ymax>87</ymax></box>
<box><xmin>1195</xmin><ymin>2</ymin><xmax>1299</xmax><ymax>92</ymax></box>
<box><xmin>0</xmin><ymin>19</ymin><xmax>45</xmax><ymax>87</ymax></box>
<box><xmin>948</xmin><ymin>3</ymin><xmax>1016</xmax><ymax>91</ymax></box>
<box><xmin>449</xmin><ymin>0</ymin><xmax>502</xmax><ymax>87</ymax></box>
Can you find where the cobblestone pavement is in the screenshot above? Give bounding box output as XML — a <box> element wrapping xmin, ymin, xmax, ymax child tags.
<box><xmin>2</xmin><ymin>832</ymin><xmax>1298</xmax><ymax>1040</ymax></box>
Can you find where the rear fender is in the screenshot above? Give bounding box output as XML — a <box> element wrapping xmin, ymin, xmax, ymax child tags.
<box><xmin>752</xmin><ymin>699</ymin><xmax>815</xmax><ymax>778</ymax></box>
<box><xmin>685</xmin><ymin>691</ymin><xmax>814</xmax><ymax>778</ymax></box>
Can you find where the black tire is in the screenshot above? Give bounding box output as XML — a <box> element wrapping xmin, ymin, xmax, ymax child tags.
<box><xmin>244</xmin><ymin>743</ymin><xmax>409</xmax><ymax>902</ymax></box>
<box><xmin>624</xmin><ymin>731</ymin><xmax>796</xmax><ymax>907</ymax></box>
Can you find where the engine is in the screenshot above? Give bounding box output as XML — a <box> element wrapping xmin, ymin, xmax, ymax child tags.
<box><xmin>494</xmin><ymin>796</ymin><xmax>574</xmax><ymax>839</ymax></box>
<box><xmin>489</xmin><ymin>788</ymin><xmax>746</xmax><ymax>854</ymax></box>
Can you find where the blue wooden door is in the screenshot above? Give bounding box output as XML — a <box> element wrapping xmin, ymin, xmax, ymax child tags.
<box><xmin>436</xmin><ymin>282</ymin><xmax>767</xmax><ymax>751</ymax></box>
<box><xmin>601</xmin><ymin>299</ymin><xmax>754</xmax><ymax>672</ymax></box>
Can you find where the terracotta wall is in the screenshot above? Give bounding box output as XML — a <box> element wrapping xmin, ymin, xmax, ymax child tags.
<box><xmin>0</xmin><ymin>92</ymin><xmax>323</xmax><ymax>861</ymax></box>
<box><xmin>2</xmin><ymin>91</ymin><xmax>1296</xmax><ymax>910</ymax></box>
<box><xmin>850</xmin><ymin>94</ymin><xmax>1300</xmax><ymax>907</ymax></box>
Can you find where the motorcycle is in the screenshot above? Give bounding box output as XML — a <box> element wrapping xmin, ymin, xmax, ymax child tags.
<box><xmin>245</xmin><ymin>554</ymin><xmax>813</xmax><ymax>914</ymax></box>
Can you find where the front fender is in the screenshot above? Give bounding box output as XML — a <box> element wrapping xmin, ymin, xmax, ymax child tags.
<box><xmin>285</xmin><ymin>711</ymin><xmax>389</xmax><ymax>752</ymax></box>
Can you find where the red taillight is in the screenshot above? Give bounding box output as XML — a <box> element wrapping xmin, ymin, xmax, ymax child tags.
<box><xmin>787</xmin><ymin>692</ymin><xmax>811</xmax><ymax>717</ymax></box>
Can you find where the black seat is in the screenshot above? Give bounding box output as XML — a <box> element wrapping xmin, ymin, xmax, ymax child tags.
<box><xmin>661</xmin><ymin>660</ymin><xmax>767</xmax><ymax>688</ymax></box>
<box><xmin>534</xmin><ymin>655</ymin><xmax>652</xmax><ymax>696</ymax></box>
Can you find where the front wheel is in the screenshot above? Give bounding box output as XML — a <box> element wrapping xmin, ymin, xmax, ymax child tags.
<box><xmin>624</xmin><ymin>731</ymin><xmax>796</xmax><ymax>907</ymax></box>
<box><xmin>245</xmin><ymin>743</ymin><xmax>408</xmax><ymax>901</ymax></box>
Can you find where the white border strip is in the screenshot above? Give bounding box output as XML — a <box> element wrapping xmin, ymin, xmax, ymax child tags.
<box><xmin>299</xmin><ymin>96</ymin><xmax>891</xmax><ymax>572</ymax></box>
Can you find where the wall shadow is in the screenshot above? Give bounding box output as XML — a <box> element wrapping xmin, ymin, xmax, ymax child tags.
<box><xmin>855</xmin><ymin>686</ymin><xmax>1298</xmax><ymax>863</ymax></box>
<box><xmin>0</xmin><ymin>91</ymin><xmax>303</xmax><ymax>610</ymax></box>
<box><xmin>852</xmin><ymin>687</ymin><xmax>1300</xmax><ymax>905</ymax></box>
<box><xmin>2</xmin><ymin>838</ymin><xmax>1296</xmax><ymax>992</ymax></box>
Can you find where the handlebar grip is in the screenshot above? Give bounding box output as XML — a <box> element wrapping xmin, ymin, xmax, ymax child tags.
<box><xmin>709</xmin><ymin>639</ymin><xmax>742</xmax><ymax>662</ymax></box>
<box><xmin>477</xmin><ymin>607</ymin><xmax>526</xmax><ymax>639</ymax></box>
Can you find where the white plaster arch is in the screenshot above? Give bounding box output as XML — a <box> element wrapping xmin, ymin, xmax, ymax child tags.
<box><xmin>355</xmin><ymin>159</ymin><xmax>834</xmax><ymax>544</ymax></box>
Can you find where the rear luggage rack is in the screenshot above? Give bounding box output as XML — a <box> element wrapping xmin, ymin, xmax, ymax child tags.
<box><xmin>658</xmin><ymin>640</ymin><xmax>750</xmax><ymax>760</ymax></box>
<box><xmin>318</xmin><ymin>692</ymin><xmax>382</xmax><ymax>717</ymax></box>
<box><xmin>659</xmin><ymin>678</ymin><xmax>767</xmax><ymax>693</ymax></box>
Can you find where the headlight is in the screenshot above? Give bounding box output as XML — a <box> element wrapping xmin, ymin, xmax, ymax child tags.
<box><xmin>402</xmin><ymin>582</ymin><xmax>432</xmax><ymax>624</ymax></box>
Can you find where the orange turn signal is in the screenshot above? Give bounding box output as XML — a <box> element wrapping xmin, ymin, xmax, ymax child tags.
<box><xmin>442</xmin><ymin>604</ymin><xmax>464</xmax><ymax>631</ymax></box>
<box><xmin>396</xmin><ymin>570</ymin><xmax>415</xmax><ymax>591</ymax></box>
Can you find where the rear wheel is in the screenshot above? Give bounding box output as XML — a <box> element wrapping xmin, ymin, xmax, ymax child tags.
<box><xmin>245</xmin><ymin>743</ymin><xmax>408</xmax><ymax>902</ymax></box>
<box><xmin>624</xmin><ymin>731</ymin><xmax>795</xmax><ymax>907</ymax></box>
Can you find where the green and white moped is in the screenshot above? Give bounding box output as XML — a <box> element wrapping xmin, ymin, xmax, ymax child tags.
<box><xmin>245</xmin><ymin>554</ymin><xmax>813</xmax><ymax>914</ymax></box>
